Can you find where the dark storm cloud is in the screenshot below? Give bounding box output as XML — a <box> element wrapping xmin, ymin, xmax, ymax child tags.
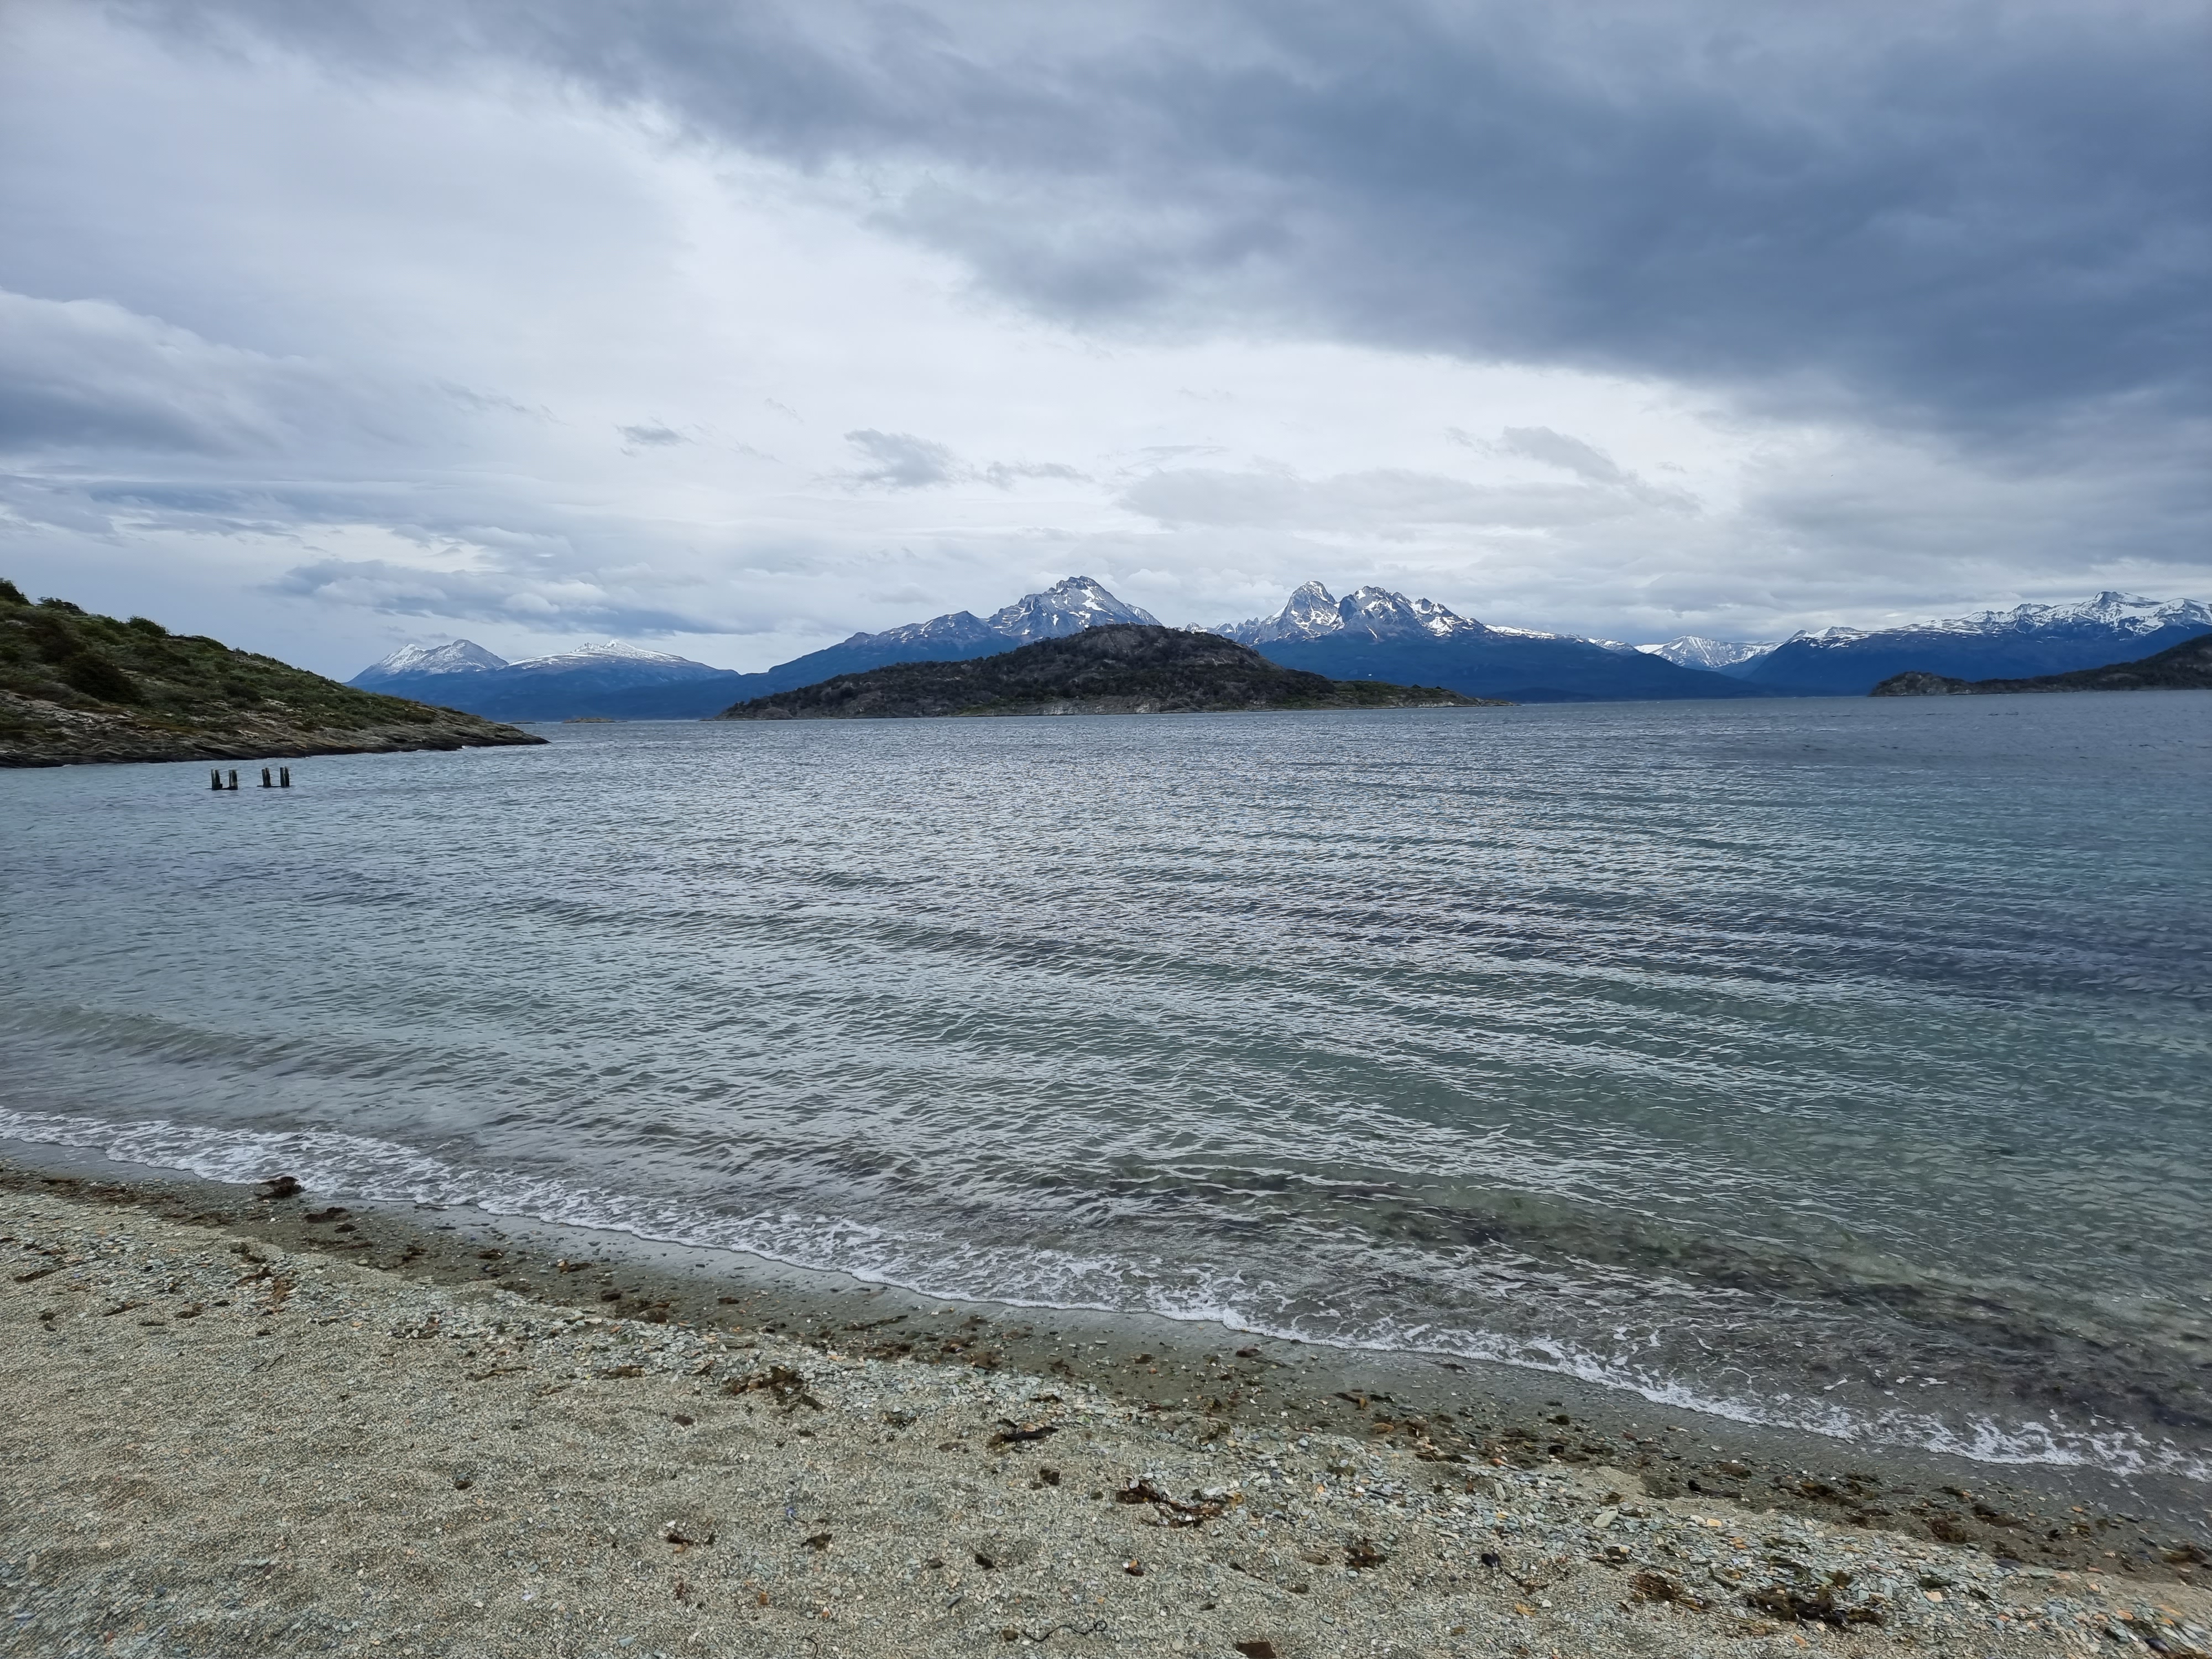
<box><xmin>116</xmin><ymin>0</ymin><xmax>2211</xmax><ymax>435</ymax></box>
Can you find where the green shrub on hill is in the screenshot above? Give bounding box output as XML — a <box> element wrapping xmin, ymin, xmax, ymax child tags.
<box><xmin>0</xmin><ymin>580</ymin><xmax>444</xmax><ymax>731</ymax></box>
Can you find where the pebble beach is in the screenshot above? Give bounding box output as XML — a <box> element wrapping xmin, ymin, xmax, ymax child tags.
<box><xmin>4</xmin><ymin>1165</ymin><xmax>2208</xmax><ymax>1659</ymax></box>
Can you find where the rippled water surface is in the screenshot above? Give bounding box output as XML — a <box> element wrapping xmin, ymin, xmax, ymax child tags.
<box><xmin>4</xmin><ymin>695</ymin><xmax>2208</xmax><ymax>1475</ymax></box>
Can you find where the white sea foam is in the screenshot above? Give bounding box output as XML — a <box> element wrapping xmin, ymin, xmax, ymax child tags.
<box><xmin>5</xmin><ymin>1105</ymin><xmax>2204</xmax><ymax>1485</ymax></box>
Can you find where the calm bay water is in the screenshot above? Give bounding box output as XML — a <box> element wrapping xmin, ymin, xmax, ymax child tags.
<box><xmin>3</xmin><ymin>695</ymin><xmax>2207</xmax><ymax>1477</ymax></box>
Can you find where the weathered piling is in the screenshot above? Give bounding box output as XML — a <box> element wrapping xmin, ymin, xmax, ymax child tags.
<box><xmin>210</xmin><ymin>768</ymin><xmax>222</xmax><ymax>791</ymax></box>
<box><xmin>260</xmin><ymin>766</ymin><xmax>273</xmax><ymax>788</ymax></box>
<box><xmin>226</xmin><ymin>769</ymin><xmax>238</xmax><ymax>791</ymax></box>
<box><xmin>279</xmin><ymin>766</ymin><xmax>291</xmax><ymax>788</ymax></box>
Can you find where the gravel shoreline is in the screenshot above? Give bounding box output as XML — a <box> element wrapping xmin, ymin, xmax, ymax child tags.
<box><xmin>5</xmin><ymin>1168</ymin><xmax>2210</xmax><ymax>1657</ymax></box>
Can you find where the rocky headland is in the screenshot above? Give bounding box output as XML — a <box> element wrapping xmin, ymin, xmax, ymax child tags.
<box><xmin>715</xmin><ymin>624</ymin><xmax>1503</xmax><ymax>721</ymax></box>
<box><xmin>0</xmin><ymin>580</ymin><xmax>545</xmax><ymax>766</ymax></box>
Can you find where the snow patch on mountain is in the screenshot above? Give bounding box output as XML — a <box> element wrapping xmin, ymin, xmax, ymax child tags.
<box><xmin>1783</xmin><ymin>591</ymin><xmax>2211</xmax><ymax>649</ymax></box>
<box><xmin>503</xmin><ymin>640</ymin><xmax>715</xmax><ymax>674</ymax></box>
<box><xmin>986</xmin><ymin>576</ymin><xmax>1161</xmax><ymax>643</ymax></box>
<box><xmin>1635</xmin><ymin>595</ymin><xmax>2208</xmax><ymax>675</ymax></box>
<box><xmin>1639</xmin><ymin>635</ymin><xmax>1781</xmax><ymax>671</ymax></box>
<box><xmin>821</xmin><ymin>576</ymin><xmax>1161</xmax><ymax>657</ymax></box>
<box><xmin>845</xmin><ymin>612</ymin><xmax>1008</xmax><ymax>653</ymax></box>
<box><xmin>358</xmin><ymin>639</ymin><xmax>509</xmax><ymax>678</ymax></box>
<box><xmin>1217</xmin><ymin>582</ymin><xmax>1608</xmax><ymax>648</ymax></box>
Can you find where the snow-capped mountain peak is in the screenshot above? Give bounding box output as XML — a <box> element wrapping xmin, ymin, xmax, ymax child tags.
<box><xmin>826</xmin><ymin>578</ymin><xmax>1160</xmax><ymax>655</ymax></box>
<box><xmin>1739</xmin><ymin>590</ymin><xmax>2212</xmax><ymax>694</ymax></box>
<box><xmin>1221</xmin><ymin>581</ymin><xmax>1530</xmax><ymax>645</ymax></box>
<box><xmin>509</xmin><ymin>639</ymin><xmax>703</xmax><ymax>670</ymax></box>
<box><xmin>1622</xmin><ymin>593</ymin><xmax>2210</xmax><ymax>679</ymax></box>
<box><xmin>986</xmin><ymin>576</ymin><xmax>1162</xmax><ymax>643</ymax></box>
<box><xmin>1221</xmin><ymin>581</ymin><xmax>1469</xmax><ymax>645</ymax></box>
<box><xmin>361</xmin><ymin>639</ymin><xmax>508</xmax><ymax>677</ymax></box>
<box><xmin>1637</xmin><ymin>635</ymin><xmax>1782</xmax><ymax>671</ymax></box>
<box><xmin>1937</xmin><ymin>591</ymin><xmax>2212</xmax><ymax>637</ymax></box>
<box><xmin>1772</xmin><ymin>593</ymin><xmax>2212</xmax><ymax>655</ymax></box>
<box><xmin>1340</xmin><ymin>586</ymin><xmax>1434</xmax><ymax>638</ymax></box>
<box><xmin>1268</xmin><ymin>581</ymin><xmax>1349</xmax><ymax>639</ymax></box>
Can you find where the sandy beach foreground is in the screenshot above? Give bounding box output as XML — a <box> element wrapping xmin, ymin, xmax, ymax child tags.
<box><xmin>3</xmin><ymin>1171</ymin><xmax>2208</xmax><ymax>1658</ymax></box>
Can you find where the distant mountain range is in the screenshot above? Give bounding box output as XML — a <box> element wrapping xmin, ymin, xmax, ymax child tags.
<box><xmin>1871</xmin><ymin>629</ymin><xmax>2212</xmax><ymax>696</ymax></box>
<box><xmin>1637</xmin><ymin>635</ymin><xmax>1781</xmax><ymax>672</ymax></box>
<box><xmin>1209</xmin><ymin>582</ymin><xmax>1767</xmax><ymax>703</ymax></box>
<box><xmin>1640</xmin><ymin>593</ymin><xmax>2212</xmax><ymax>695</ymax></box>
<box><xmin>352</xmin><ymin>581</ymin><xmax>2212</xmax><ymax>718</ymax></box>
<box><xmin>349</xmin><ymin>577</ymin><xmax>1160</xmax><ymax>720</ymax></box>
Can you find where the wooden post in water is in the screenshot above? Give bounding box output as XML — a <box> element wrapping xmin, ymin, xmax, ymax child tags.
<box><xmin>210</xmin><ymin>768</ymin><xmax>223</xmax><ymax>791</ymax></box>
<box><xmin>260</xmin><ymin>766</ymin><xmax>273</xmax><ymax>788</ymax></box>
<box><xmin>279</xmin><ymin>766</ymin><xmax>291</xmax><ymax>789</ymax></box>
<box><xmin>226</xmin><ymin>769</ymin><xmax>238</xmax><ymax>791</ymax></box>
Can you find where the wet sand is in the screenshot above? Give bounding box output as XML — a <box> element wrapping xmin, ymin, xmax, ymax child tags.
<box><xmin>3</xmin><ymin>1151</ymin><xmax>2209</xmax><ymax>1657</ymax></box>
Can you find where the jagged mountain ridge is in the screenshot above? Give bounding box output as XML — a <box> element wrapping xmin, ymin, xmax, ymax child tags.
<box><xmin>1218</xmin><ymin>581</ymin><xmax>1578</xmax><ymax>648</ymax></box>
<box><xmin>347</xmin><ymin>580</ymin><xmax>1168</xmax><ymax>721</ymax></box>
<box><xmin>716</xmin><ymin>576</ymin><xmax>1164</xmax><ymax>703</ymax></box>
<box><xmin>1740</xmin><ymin>592</ymin><xmax>2212</xmax><ymax>695</ymax></box>
<box><xmin>347</xmin><ymin>577</ymin><xmax>1162</xmax><ymax>721</ymax></box>
<box><xmin>1211</xmin><ymin>583</ymin><xmax>1771</xmax><ymax>703</ymax></box>
<box><xmin>1632</xmin><ymin>593</ymin><xmax>2211</xmax><ymax>691</ymax></box>
<box><xmin>987</xmin><ymin>577</ymin><xmax>1162</xmax><ymax>642</ymax></box>
<box><xmin>348</xmin><ymin>580</ymin><xmax>2210</xmax><ymax>719</ymax></box>
<box><xmin>1638</xmin><ymin>635</ymin><xmax>1782</xmax><ymax>672</ymax></box>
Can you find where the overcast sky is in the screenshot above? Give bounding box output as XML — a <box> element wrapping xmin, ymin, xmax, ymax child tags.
<box><xmin>2</xmin><ymin>1</ymin><xmax>2205</xmax><ymax>674</ymax></box>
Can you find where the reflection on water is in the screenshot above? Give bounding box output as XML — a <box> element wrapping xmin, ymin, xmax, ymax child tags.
<box><xmin>2</xmin><ymin>693</ymin><xmax>2208</xmax><ymax>1475</ymax></box>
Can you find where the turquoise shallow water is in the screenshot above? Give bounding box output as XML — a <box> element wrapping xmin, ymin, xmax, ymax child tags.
<box><xmin>3</xmin><ymin>693</ymin><xmax>2208</xmax><ymax>1477</ymax></box>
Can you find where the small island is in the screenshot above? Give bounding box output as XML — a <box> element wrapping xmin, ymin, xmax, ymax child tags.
<box><xmin>0</xmin><ymin>580</ymin><xmax>545</xmax><ymax>767</ymax></box>
<box><xmin>1870</xmin><ymin>630</ymin><xmax>2212</xmax><ymax>696</ymax></box>
<box><xmin>713</xmin><ymin>623</ymin><xmax>1506</xmax><ymax>720</ymax></box>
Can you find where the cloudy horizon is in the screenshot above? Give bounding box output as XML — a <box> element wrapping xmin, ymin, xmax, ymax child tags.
<box><xmin>3</xmin><ymin>0</ymin><xmax>2205</xmax><ymax>677</ymax></box>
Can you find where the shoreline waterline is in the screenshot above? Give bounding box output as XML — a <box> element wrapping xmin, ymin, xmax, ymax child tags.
<box><xmin>6</xmin><ymin>1138</ymin><xmax>2206</xmax><ymax>1557</ymax></box>
<box><xmin>4</xmin><ymin>1104</ymin><xmax>2205</xmax><ymax>1494</ymax></box>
